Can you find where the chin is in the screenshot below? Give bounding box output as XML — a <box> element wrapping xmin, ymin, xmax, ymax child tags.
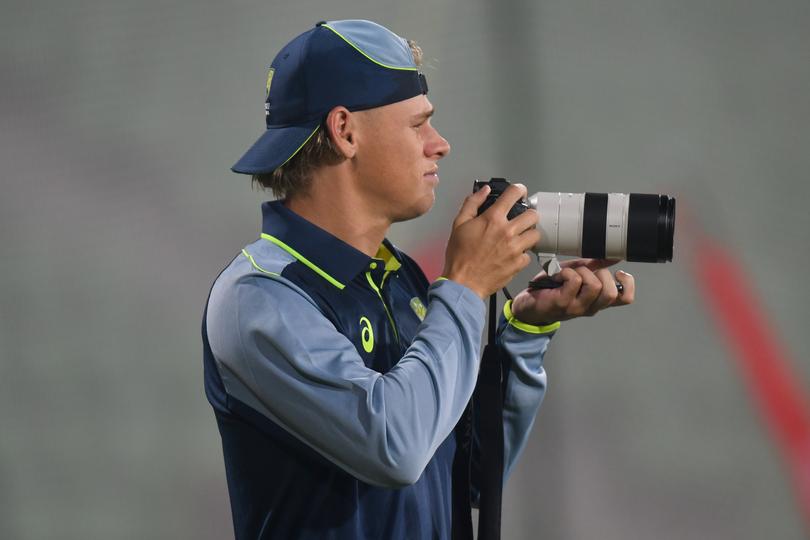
<box><xmin>392</xmin><ymin>195</ymin><xmax>435</xmax><ymax>223</ymax></box>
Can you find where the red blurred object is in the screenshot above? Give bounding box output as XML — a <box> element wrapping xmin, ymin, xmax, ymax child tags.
<box><xmin>693</xmin><ymin>234</ymin><xmax>810</xmax><ymax>532</ymax></box>
<box><xmin>412</xmin><ymin>238</ymin><xmax>446</xmax><ymax>282</ymax></box>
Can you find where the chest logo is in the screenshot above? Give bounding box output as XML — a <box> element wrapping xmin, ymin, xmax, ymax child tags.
<box><xmin>410</xmin><ymin>297</ymin><xmax>427</xmax><ymax>321</ymax></box>
<box><xmin>359</xmin><ymin>316</ymin><xmax>374</xmax><ymax>353</ymax></box>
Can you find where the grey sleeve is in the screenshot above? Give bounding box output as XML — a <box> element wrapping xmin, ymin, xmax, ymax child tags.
<box><xmin>206</xmin><ymin>274</ymin><xmax>486</xmax><ymax>488</ymax></box>
<box><xmin>498</xmin><ymin>301</ymin><xmax>559</xmax><ymax>481</ymax></box>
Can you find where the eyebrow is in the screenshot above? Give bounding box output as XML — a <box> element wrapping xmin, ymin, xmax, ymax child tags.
<box><xmin>412</xmin><ymin>107</ymin><xmax>435</xmax><ymax>122</ymax></box>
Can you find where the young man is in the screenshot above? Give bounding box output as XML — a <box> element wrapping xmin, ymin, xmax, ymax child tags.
<box><xmin>203</xmin><ymin>19</ymin><xmax>634</xmax><ymax>539</ymax></box>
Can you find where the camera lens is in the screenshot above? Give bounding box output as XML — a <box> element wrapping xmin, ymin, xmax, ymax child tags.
<box><xmin>626</xmin><ymin>194</ymin><xmax>675</xmax><ymax>262</ymax></box>
<box><xmin>529</xmin><ymin>191</ymin><xmax>676</xmax><ymax>262</ymax></box>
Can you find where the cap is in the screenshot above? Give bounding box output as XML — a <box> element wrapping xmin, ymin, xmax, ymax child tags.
<box><xmin>232</xmin><ymin>19</ymin><xmax>429</xmax><ymax>175</ymax></box>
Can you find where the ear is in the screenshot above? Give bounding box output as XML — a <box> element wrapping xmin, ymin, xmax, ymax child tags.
<box><xmin>325</xmin><ymin>106</ymin><xmax>359</xmax><ymax>159</ymax></box>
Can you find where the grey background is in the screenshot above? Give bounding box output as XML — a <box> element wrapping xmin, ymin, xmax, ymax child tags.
<box><xmin>2</xmin><ymin>0</ymin><xmax>808</xmax><ymax>538</ymax></box>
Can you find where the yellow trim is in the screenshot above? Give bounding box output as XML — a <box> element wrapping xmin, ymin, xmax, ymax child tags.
<box><xmin>365</xmin><ymin>271</ymin><xmax>399</xmax><ymax>343</ymax></box>
<box><xmin>260</xmin><ymin>233</ymin><xmax>345</xmax><ymax>289</ymax></box>
<box><xmin>503</xmin><ymin>300</ymin><xmax>560</xmax><ymax>334</ymax></box>
<box><xmin>322</xmin><ymin>24</ymin><xmax>419</xmax><ymax>71</ymax></box>
<box><xmin>372</xmin><ymin>244</ymin><xmax>401</xmax><ymax>289</ymax></box>
<box><xmin>374</xmin><ymin>244</ymin><xmax>402</xmax><ymax>272</ymax></box>
<box><xmin>242</xmin><ymin>249</ymin><xmax>280</xmax><ymax>276</ymax></box>
<box><xmin>277</xmin><ymin>125</ymin><xmax>321</xmax><ymax>169</ymax></box>
<box><xmin>435</xmin><ymin>276</ymin><xmax>449</xmax><ymax>282</ymax></box>
<box><xmin>381</xmin><ymin>270</ymin><xmax>392</xmax><ymax>289</ymax></box>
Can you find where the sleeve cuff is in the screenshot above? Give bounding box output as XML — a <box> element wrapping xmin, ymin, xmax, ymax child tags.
<box><xmin>503</xmin><ymin>299</ymin><xmax>560</xmax><ymax>334</ymax></box>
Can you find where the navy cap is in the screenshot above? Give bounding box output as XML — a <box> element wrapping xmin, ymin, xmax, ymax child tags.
<box><xmin>232</xmin><ymin>19</ymin><xmax>429</xmax><ymax>175</ymax></box>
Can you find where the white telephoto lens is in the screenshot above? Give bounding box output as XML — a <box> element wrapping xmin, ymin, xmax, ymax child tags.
<box><xmin>528</xmin><ymin>192</ymin><xmax>674</xmax><ymax>262</ymax></box>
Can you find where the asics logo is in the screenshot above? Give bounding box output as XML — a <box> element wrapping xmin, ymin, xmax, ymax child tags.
<box><xmin>359</xmin><ymin>316</ymin><xmax>374</xmax><ymax>353</ymax></box>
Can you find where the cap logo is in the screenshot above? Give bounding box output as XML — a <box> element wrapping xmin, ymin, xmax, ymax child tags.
<box><xmin>265</xmin><ymin>68</ymin><xmax>275</xmax><ymax>97</ymax></box>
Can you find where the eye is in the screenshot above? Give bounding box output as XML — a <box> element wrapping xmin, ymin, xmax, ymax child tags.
<box><xmin>413</xmin><ymin>117</ymin><xmax>431</xmax><ymax>130</ymax></box>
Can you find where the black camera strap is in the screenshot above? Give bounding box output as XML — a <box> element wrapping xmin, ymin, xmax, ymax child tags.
<box><xmin>452</xmin><ymin>292</ymin><xmax>509</xmax><ymax>540</ymax></box>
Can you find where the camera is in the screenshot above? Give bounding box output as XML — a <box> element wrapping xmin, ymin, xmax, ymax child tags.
<box><xmin>473</xmin><ymin>178</ymin><xmax>675</xmax><ymax>262</ymax></box>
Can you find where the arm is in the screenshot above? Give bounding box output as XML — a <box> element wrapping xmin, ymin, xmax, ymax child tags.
<box><xmin>206</xmin><ymin>271</ymin><xmax>485</xmax><ymax>488</ymax></box>
<box><xmin>207</xmin><ymin>183</ymin><xmax>539</xmax><ymax>489</ymax></box>
<box><xmin>493</xmin><ymin>258</ymin><xmax>637</xmax><ymax>483</ymax></box>
<box><xmin>468</xmin><ymin>299</ymin><xmax>558</xmax><ymax>506</ymax></box>
<box><xmin>498</xmin><ymin>299</ymin><xmax>559</xmax><ymax>481</ymax></box>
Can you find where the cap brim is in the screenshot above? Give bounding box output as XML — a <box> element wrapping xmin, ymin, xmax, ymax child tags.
<box><xmin>231</xmin><ymin>120</ymin><xmax>321</xmax><ymax>175</ymax></box>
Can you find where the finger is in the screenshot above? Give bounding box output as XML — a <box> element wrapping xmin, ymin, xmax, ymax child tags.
<box><xmin>518</xmin><ymin>251</ymin><xmax>532</xmax><ymax>272</ymax></box>
<box><xmin>560</xmin><ymin>258</ymin><xmax>621</xmax><ymax>271</ymax></box>
<box><xmin>587</xmin><ymin>267</ymin><xmax>620</xmax><ymax>313</ymax></box>
<box><xmin>515</xmin><ymin>227</ymin><xmax>541</xmax><ymax>254</ymax></box>
<box><xmin>559</xmin><ymin>258</ymin><xmax>594</xmax><ymax>271</ymax></box>
<box><xmin>614</xmin><ymin>270</ymin><xmax>635</xmax><ymax>304</ymax></box>
<box><xmin>453</xmin><ymin>185</ymin><xmax>490</xmax><ymax>226</ymax></box>
<box><xmin>574</xmin><ymin>266</ymin><xmax>602</xmax><ymax>305</ymax></box>
<box><xmin>483</xmin><ymin>183</ymin><xmax>528</xmax><ymax>218</ymax></box>
<box><xmin>509</xmin><ymin>208</ymin><xmax>539</xmax><ymax>235</ymax></box>
<box><xmin>553</xmin><ymin>267</ymin><xmax>582</xmax><ymax>302</ymax></box>
<box><xmin>584</xmin><ymin>258</ymin><xmax>622</xmax><ymax>271</ymax></box>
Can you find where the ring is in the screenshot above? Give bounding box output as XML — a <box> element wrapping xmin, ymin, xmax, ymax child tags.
<box><xmin>615</xmin><ymin>281</ymin><xmax>624</xmax><ymax>294</ymax></box>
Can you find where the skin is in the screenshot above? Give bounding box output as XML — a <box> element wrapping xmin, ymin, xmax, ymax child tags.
<box><xmin>287</xmin><ymin>95</ymin><xmax>448</xmax><ymax>257</ymax></box>
<box><xmin>287</xmin><ymin>94</ymin><xmax>635</xmax><ymax>325</ymax></box>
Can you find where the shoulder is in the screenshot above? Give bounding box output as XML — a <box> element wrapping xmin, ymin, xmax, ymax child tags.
<box><xmin>210</xmin><ymin>237</ymin><xmax>304</xmax><ymax>295</ymax></box>
<box><xmin>207</xmin><ymin>238</ymin><xmax>323</xmax><ymax>342</ymax></box>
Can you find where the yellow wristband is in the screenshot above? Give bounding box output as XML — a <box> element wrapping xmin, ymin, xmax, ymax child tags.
<box><xmin>503</xmin><ymin>299</ymin><xmax>560</xmax><ymax>334</ymax></box>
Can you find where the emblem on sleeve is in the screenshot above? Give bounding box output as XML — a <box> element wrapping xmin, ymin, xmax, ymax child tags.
<box><xmin>409</xmin><ymin>297</ymin><xmax>427</xmax><ymax>321</ymax></box>
<box><xmin>359</xmin><ymin>316</ymin><xmax>374</xmax><ymax>353</ymax></box>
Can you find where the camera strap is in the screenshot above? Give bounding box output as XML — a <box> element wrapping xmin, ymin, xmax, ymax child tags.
<box><xmin>452</xmin><ymin>292</ymin><xmax>509</xmax><ymax>540</ymax></box>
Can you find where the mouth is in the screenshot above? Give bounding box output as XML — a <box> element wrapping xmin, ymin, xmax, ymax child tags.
<box><xmin>424</xmin><ymin>168</ymin><xmax>439</xmax><ymax>182</ymax></box>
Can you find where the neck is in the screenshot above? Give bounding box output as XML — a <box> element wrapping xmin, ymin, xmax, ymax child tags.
<box><xmin>285</xmin><ymin>168</ymin><xmax>391</xmax><ymax>258</ymax></box>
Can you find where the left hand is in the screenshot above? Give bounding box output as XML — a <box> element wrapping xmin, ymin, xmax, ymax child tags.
<box><xmin>510</xmin><ymin>259</ymin><xmax>635</xmax><ymax>325</ymax></box>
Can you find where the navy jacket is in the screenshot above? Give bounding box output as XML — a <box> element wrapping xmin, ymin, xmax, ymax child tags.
<box><xmin>203</xmin><ymin>201</ymin><xmax>559</xmax><ymax>539</ymax></box>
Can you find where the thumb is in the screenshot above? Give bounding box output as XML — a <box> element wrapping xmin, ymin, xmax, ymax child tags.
<box><xmin>584</xmin><ymin>258</ymin><xmax>621</xmax><ymax>271</ymax></box>
<box><xmin>561</xmin><ymin>258</ymin><xmax>621</xmax><ymax>271</ymax></box>
<box><xmin>453</xmin><ymin>185</ymin><xmax>491</xmax><ymax>226</ymax></box>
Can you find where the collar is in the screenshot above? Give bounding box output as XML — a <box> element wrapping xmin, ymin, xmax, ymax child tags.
<box><xmin>260</xmin><ymin>200</ymin><xmax>401</xmax><ymax>289</ymax></box>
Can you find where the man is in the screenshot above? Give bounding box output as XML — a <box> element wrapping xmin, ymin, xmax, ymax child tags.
<box><xmin>203</xmin><ymin>19</ymin><xmax>634</xmax><ymax>539</ymax></box>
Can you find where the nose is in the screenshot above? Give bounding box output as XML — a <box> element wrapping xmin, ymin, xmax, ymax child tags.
<box><xmin>425</xmin><ymin>126</ymin><xmax>451</xmax><ymax>159</ymax></box>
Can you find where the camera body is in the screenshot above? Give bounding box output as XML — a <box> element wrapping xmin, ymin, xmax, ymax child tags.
<box><xmin>473</xmin><ymin>178</ymin><xmax>530</xmax><ymax>220</ymax></box>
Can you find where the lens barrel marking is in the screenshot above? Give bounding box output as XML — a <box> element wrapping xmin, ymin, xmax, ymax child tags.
<box><xmin>582</xmin><ymin>193</ymin><xmax>608</xmax><ymax>259</ymax></box>
<box><xmin>627</xmin><ymin>194</ymin><xmax>660</xmax><ymax>262</ymax></box>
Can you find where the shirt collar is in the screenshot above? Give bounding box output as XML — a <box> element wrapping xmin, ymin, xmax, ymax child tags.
<box><xmin>261</xmin><ymin>201</ymin><xmax>401</xmax><ymax>289</ymax></box>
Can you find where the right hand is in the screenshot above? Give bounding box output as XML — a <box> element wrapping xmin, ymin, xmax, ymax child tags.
<box><xmin>442</xmin><ymin>184</ymin><xmax>541</xmax><ymax>299</ymax></box>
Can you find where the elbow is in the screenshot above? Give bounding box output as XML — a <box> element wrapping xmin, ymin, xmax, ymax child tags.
<box><xmin>365</xmin><ymin>453</ymin><xmax>428</xmax><ymax>489</ymax></box>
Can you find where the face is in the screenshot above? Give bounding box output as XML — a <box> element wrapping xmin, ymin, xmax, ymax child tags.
<box><xmin>352</xmin><ymin>95</ymin><xmax>451</xmax><ymax>223</ymax></box>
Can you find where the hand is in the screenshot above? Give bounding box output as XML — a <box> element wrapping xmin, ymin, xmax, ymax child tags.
<box><xmin>443</xmin><ymin>184</ymin><xmax>541</xmax><ymax>299</ymax></box>
<box><xmin>510</xmin><ymin>259</ymin><xmax>635</xmax><ymax>325</ymax></box>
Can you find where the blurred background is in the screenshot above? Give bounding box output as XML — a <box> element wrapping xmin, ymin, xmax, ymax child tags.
<box><xmin>2</xmin><ymin>0</ymin><xmax>809</xmax><ymax>538</ymax></box>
